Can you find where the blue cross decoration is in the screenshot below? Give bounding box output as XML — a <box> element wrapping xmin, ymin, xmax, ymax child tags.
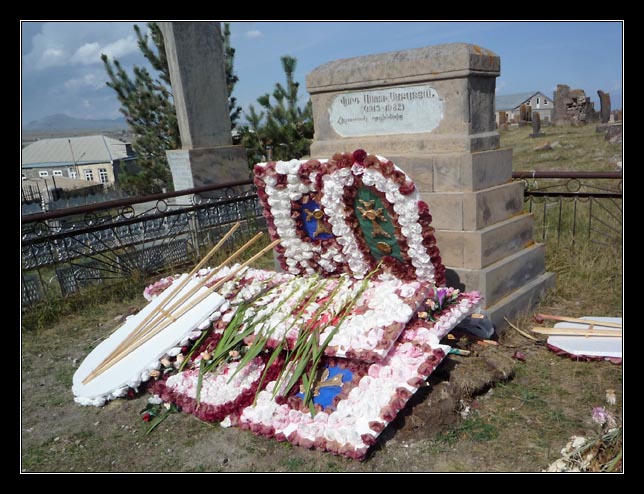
<box><xmin>296</xmin><ymin>365</ymin><xmax>353</xmax><ymax>410</ymax></box>
<box><xmin>300</xmin><ymin>199</ymin><xmax>334</xmax><ymax>240</ymax></box>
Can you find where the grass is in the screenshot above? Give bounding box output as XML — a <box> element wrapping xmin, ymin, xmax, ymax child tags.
<box><xmin>21</xmin><ymin>125</ymin><xmax>622</xmax><ymax>472</ymax></box>
<box><xmin>499</xmin><ymin>124</ymin><xmax>622</xmax><ymax>172</ymax></box>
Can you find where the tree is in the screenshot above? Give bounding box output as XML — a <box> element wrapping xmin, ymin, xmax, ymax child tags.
<box><xmin>223</xmin><ymin>23</ymin><xmax>242</xmax><ymax>130</ymax></box>
<box><xmin>102</xmin><ymin>22</ymin><xmax>241</xmax><ymax>195</ymax></box>
<box><xmin>102</xmin><ymin>23</ymin><xmax>177</xmax><ymax>194</ymax></box>
<box><xmin>241</xmin><ymin>56</ymin><xmax>314</xmax><ymax>166</ymax></box>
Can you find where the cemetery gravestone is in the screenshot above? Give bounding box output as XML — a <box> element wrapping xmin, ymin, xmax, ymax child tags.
<box><xmin>598</xmin><ymin>90</ymin><xmax>611</xmax><ymax>124</ymax></box>
<box><xmin>529</xmin><ymin>112</ymin><xmax>545</xmax><ymax>138</ymax></box>
<box><xmin>596</xmin><ymin>90</ymin><xmax>613</xmax><ymax>133</ymax></box>
<box><xmin>159</xmin><ymin>22</ymin><xmax>249</xmax><ymax>192</ymax></box>
<box><xmin>519</xmin><ymin>104</ymin><xmax>530</xmax><ymax>126</ymax></box>
<box><xmin>306</xmin><ymin>43</ymin><xmax>554</xmax><ymax>329</ymax></box>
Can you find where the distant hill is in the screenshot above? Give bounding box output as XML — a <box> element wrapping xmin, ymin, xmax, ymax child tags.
<box><xmin>23</xmin><ymin>114</ymin><xmax>128</xmax><ymax>132</ymax></box>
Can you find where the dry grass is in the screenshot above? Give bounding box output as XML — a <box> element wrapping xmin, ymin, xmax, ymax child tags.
<box><xmin>500</xmin><ymin>124</ymin><xmax>622</xmax><ymax>172</ymax></box>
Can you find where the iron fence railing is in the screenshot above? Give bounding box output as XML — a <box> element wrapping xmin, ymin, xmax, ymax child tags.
<box><xmin>512</xmin><ymin>171</ymin><xmax>622</xmax><ymax>246</ymax></box>
<box><xmin>21</xmin><ymin>172</ymin><xmax>623</xmax><ymax>307</ymax></box>
<box><xmin>21</xmin><ymin>180</ymin><xmax>264</xmax><ymax>307</ymax></box>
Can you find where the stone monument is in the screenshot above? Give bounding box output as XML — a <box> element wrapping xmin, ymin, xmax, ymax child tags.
<box><xmin>598</xmin><ymin>90</ymin><xmax>611</xmax><ymax>124</ymax></box>
<box><xmin>529</xmin><ymin>112</ymin><xmax>545</xmax><ymax>138</ymax></box>
<box><xmin>306</xmin><ymin>43</ymin><xmax>554</xmax><ymax>329</ymax></box>
<box><xmin>596</xmin><ymin>90</ymin><xmax>612</xmax><ymax>133</ymax></box>
<box><xmin>553</xmin><ymin>84</ymin><xmax>596</xmax><ymax>125</ymax></box>
<box><xmin>519</xmin><ymin>104</ymin><xmax>530</xmax><ymax>126</ymax></box>
<box><xmin>159</xmin><ymin>22</ymin><xmax>249</xmax><ymax>192</ymax></box>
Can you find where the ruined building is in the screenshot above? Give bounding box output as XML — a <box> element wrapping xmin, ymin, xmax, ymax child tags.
<box><xmin>552</xmin><ymin>84</ymin><xmax>597</xmax><ymax>125</ymax></box>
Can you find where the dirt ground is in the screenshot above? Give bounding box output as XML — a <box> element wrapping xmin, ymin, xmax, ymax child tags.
<box><xmin>21</xmin><ymin>296</ymin><xmax>622</xmax><ymax>472</ymax></box>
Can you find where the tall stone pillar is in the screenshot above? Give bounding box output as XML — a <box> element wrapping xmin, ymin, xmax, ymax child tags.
<box><xmin>159</xmin><ymin>22</ymin><xmax>248</xmax><ymax>191</ymax></box>
<box><xmin>306</xmin><ymin>43</ymin><xmax>554</xmax><ymax>329</ymax></box>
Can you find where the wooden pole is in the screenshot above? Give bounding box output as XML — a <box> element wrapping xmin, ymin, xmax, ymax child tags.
<box><xmin>531</xmin><ymin>327</ymin><xmax>622</xmax><ymax>337</ymax></box>
<box><xmin>104</xmin><ymin>238</ymin><xmax>282</xmax><ymax>369</ymax></box>
<box><xmin>127</xmin><ymin>232</ymin><xmax>264</xmax><ymax>341</ymax></box>
<box><xmin>81</xmin><ymin>223</ymin><xmax>241</xmax><ymax>385</ymax></box>
<box><xmin>130</xmin><ymin>222</ymin><xmax>241</xmax><ymax>336</ymax></box>
<box><xmin>536</xmin><ymin>314</ymin><xmax>622</xmax><ymax>329</ymax></box>
<box><xmin>82</xmin><ymin>237</ymin><xmax>279</xmax><ymax>385</ymax></box>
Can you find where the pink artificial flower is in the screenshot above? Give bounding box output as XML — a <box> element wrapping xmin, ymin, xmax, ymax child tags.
<box><xmin>591</xmin><ymin>406</ymin><xmax>610</xmax><ymax>426</ymax></box>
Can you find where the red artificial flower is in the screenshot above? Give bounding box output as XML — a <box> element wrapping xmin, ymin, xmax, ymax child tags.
<box><xmin>398</xmin><ymin>180</ymin><xmax>416</xmax><ymax>195</ymax></box>
<box><xmin>142</xmin><ymin>412</ymin><xmax>151</xmax><ymax>423</ymax></box>
<box><xmin>352</xmin><ymin>149</ymin><xmax>367</xmax><ymax>164</ymax></box>
<box><xmin>360</xmin><ymin>433</ymin><xmax>377</xmax><ymax>446</ymax></box>
<box><xmin>253</xmin><ymin>164</ymin><xmax>266</xmax><ymax>178</ymax></box>
<box><xmin>369</xmin><ymin>421</ymin><xmax>385</xmax><ymax>433</ymax></box>
<box><xmin>407</xmin><ymin>377</ymin><xmax>425</xmax><ymax>388</ymax></box>
<box><xmin>364</xmin><ymin>154</ymin><xmax>379</xmax><ymax>168</ymax></box>
<box><xmin>391</xmin><ymin>170</ymin><xmax>406</xmax><ymax>185</ymax></box>
<box><xmin>380</xmin><ymin>160</ymin><xmax>395</xmax><ymax>176</ymax></box>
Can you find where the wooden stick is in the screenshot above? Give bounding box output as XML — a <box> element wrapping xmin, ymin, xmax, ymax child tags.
<box><xmin>81</xmin><ymin>223</ymin><xmax>242</xmax><ymax>385</ymax></box>
<box><xmin>126</xmin><ymin>232</ymin><xmax>264</xmax><ymax>343</ymax></box>
<box><xmin>141</xmin><ymin>238</ymin><xmax>281</xmax><ymax>341</ymax></box>
<box><xmin>83</xmin><ymin>238</ymin><xmax>280</xmax><ymax>384</ymax></box>
<box><xmin>82</xmin><ymin>229</ymin><xmax>259</xmax><ymax>385</ymax></box>
<box><xmin>127</xmin><ymin>222</ymin><xmax>242</xmax><ymax>338</ymax></box>
<box><xmin>531</xmin><ymin>327</ymin><xmax>622</xmax><ymax>337</ymax></box>
<box><xmin>536</xmin><ymin>314</ymin><xmax>622</xmax><ymax>329</ymax></box>
<box><xmin>504</xmin><ymin>317</ymin><xmax>539</xmax><ymax>341</ymax></box>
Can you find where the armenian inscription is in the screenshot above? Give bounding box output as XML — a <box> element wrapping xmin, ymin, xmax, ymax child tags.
<box><xmin>329</xmin><ymin>84</ymin><xmax>443</xmax><ymax>137</ymax></box>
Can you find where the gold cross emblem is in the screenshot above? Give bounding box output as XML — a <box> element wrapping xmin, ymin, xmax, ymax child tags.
<box><xmin>357</xmin><ymin>199</ymin><xmax>392</xmax><ymax>239</ymax></box>
<box><xmin>299</xmin><ymin>368</ymin><xmax>345</xmax><ymax>397</ymax></box>
<box><xmin>305</xmin><ymin>208</ymin><xmax>331</xmax><ymax>238</ymax></box>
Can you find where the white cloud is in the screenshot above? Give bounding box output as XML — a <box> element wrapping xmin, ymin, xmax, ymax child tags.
<box><xmin>72</xmin><ymin>35</ymin><xmax>138</xmax><ymax>64</ymax></box>
<box><xmin>245</xmin><ymin>29</ymin><xmax>263</xmax><ymax>39</ymax></box>
<box><xmin>64</xmin><ymin>70</ymin><xmax>106</xmax><ymax>91</ymax></box>
<box><xmin>23</xmin><ymin>22</ymin><xmax>139</xmax><ymax>71</ymax></box>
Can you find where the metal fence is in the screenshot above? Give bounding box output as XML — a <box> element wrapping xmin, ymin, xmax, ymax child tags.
<box><xmin>21</xmin><ymin>172</ymin><xmax>622</xmax><ymax>307</ymax></box>
<box><xmin>512</xmin><ymin>171</ymin><xmax>622</xmax><ymax>247</ymax></box>
<box><xmin>21</xmin><ymin>180</ymin><xmax>264</xmax><ymax>307</ymax></box>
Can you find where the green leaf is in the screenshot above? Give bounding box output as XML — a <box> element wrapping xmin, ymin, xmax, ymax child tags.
<box><xmin>195</xmin><ymin>358</ymin><xmax>206</xmax><ymax>407</ymax></box>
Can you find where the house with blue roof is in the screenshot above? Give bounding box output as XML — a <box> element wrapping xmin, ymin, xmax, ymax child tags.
<box><xmin>495</xmin><ymin>91</ymin><xmax>554</xmax><ymax>125</ymax></box>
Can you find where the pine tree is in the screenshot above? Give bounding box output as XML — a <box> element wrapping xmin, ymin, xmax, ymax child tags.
<box><xmin>240</xmin><ymin>56</ymin><xmax>314</xmax><ymax>165</ymax></box>
<box><xmin>103</xmin><ymin>22</ymin><xmax>241</xmax><ymax>195</ymax></box>
<box><xmin>223</xmin><ymin>23</ymin><xmax>242</xmax><ymax>130</ymax></box>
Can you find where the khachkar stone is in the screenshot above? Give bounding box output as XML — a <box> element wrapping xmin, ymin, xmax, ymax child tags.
<box><xmin>159</xmin><ymin>22</ymin><xmax>248</xmax><ymax>192</ymax></box>
<box><xmin>596</xmin><ymin>90</ymin><xmax>612</xmax><ymax>133</ymax></box>
<box><xmin>306</xmin><ymin>43</ymin><xmax>555</xmax><ymax>330</ymax></box>
<box><xmin>519</xmin><ymin>104</ymin><xmax>530</xmax><ymax>126</ymax></box>
<box><xmin>529</xmin><ymin>112</ymin><xmax>545</xmax><ymax>138</ymax></box>
<box><xmin>598</xmin><ymin>90</ymin><xmax>611</xmax><ymax>124</ymax></box>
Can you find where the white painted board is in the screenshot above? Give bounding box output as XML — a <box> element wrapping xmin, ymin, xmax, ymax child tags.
<box><xmin>548</xmin><ymin>316</ymin><xmax>622</xmax><ymax>358</ymax></box>
<box><xmin>73</xmin><ymin>274</ymin><xmax>224</xmax><ymax>401</ymax></box>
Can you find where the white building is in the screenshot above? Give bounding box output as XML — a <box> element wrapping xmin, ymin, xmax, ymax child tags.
<box><xmin>21</xmin><ymin>135</ymin><xmax>136</xmax><ymax>186</ymax></box>
<box><xmin>495</xmin><ymin>91</ymin><xmax>554</xmax><ymax>125</ymax></box>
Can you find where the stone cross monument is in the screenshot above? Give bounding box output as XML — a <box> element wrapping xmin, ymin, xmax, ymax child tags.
<box><xmin>306</xmin><ymin>43</ymin><xmax>554</xmax><ymax>329</ymax></box>
<box><xmin>159</xmin><ymin>22</ymin><xmax>248</xmax><ymax>191</ymax></box>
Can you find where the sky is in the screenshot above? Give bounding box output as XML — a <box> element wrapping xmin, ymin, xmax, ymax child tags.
<box><xmin>21</xmin><ymin>21</ymin><xmax>623</xmax><ymax>125</ymax></box>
